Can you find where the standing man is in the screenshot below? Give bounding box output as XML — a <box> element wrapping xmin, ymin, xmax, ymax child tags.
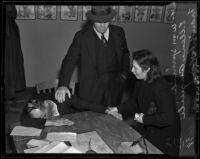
<box><xmin>55</xmin><ymin>6</ymin><xmax>130</xmax><ymax>113</ymax></box>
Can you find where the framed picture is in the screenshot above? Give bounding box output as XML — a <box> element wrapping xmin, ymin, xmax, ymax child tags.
<box><xmin>149</xmin><ymin>6</ymin><xmax>164</xmax><ymax>22</ymax></box>
<box><xmin>37</xmin><ymin>5</ymin><xmax>57</xmax><ymax>20</ymax></box>
<box><xmin>82</xmin><ymin>5</ymin><xmax>91</xmax><ymax>21</ymax></box>
<box><xmin>111</xmin><ymin>6</ymin><xmax>117</xmax><ymax>22</ymax></box>
<box><xmin>134</xmin><ymin>6</ymin><xmax>149</xmax><ymax>22</ymax></box>
<box><xmin>118</xmin><ymin>6</ymin><xmax>132</xmax><ymax>22</ymax></box>
<box><xmin>164</xmin><ymin>2</ymin><xmax>176</xmax><ymax>23</ymax></box>
<box><xmin>16</xmin><ymin>5</ymin><xmax>35</xmax><ymax>20</ymax></box>
<box><xmin>60</xmin><ymin>5</ymin><xmax>78</xmax><ymax>21</ymax></box>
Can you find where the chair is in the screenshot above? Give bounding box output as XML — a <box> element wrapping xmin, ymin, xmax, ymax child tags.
<box><xmin>36</xmin><ymin>79</ymin><xmax>77</xmax><ymax>95</ymax></box>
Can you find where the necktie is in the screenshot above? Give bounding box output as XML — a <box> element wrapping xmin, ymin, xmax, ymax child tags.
<box><xmin>101</xmin><ymin>33</ymin><xmax>107</xmax><ymax>47</ymax></box>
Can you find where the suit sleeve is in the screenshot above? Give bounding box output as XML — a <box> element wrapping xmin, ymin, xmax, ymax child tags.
<box><xmin>143</xmin><ymin>83</ymin><xmax>175</xmax><ymax>127</ymax></box>
<box><xmin>119</xmin><ymin>28</ymin><xmax>131</xmax><ymax>82</ymax></box>
<box><xmin>58</xmin><ymin>32</ymin><xmax>81</xmax><ymax>87</ymax></box>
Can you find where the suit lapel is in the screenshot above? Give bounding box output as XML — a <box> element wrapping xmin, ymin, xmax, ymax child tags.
<box><xmin>86</xmin><ymin>27</ymin><xmax>97</xmax><ymax>68</ymax></box>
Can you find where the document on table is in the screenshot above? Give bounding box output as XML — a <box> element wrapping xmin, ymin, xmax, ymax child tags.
<box><xmin>10</xmin><ymin>126</ymin><xmax>42</xmax><ymax>136</ymax></box>
<box><xmin>76</xmin><ymin>131</ymin><xmax>114</xmax><ymax>153</ymax></box>
<box><xmin>45</xmin><ymin>118</ymin><xmax>74</xmax><ymax>126</ymax></box>
<box><xmin>46</xmin><ymin>132</ymin><xmax>77</xmax><ymax>142</ymax></box>
<box><xmin>26</xmin><ymin>139</ymin><xmax>50</xmax><ymax>148</ymax></box>
<box><xmin>117</xmin><ymin>142</ymin><xmax>145</xmax><ymax>154</ymax></box>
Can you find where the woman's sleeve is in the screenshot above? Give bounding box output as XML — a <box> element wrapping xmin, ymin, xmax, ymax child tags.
<box><xmin>143</xmin><ymin>83</ymin><xmax>175</xmax><ymax>127</ymax></box>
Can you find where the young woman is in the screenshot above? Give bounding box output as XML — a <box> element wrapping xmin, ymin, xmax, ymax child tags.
<box><xmin>106</xmin><ymin>49</ymin><xmax>180</xmax><ymax>156</ymax></box>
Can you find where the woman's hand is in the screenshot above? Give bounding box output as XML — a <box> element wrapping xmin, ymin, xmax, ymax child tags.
<box><xmin>105</xmin><ymin>107</ymin><xmax>123</xmax><ymax>120</ymax></box>
<box><xmin>55</xmin><ymin>86</ymin><xmax>71</xmax><ymax>103</ymax></box>
<box><xmin>134</xmin><ymin>113</ymin><xmax>144</xmax><ymax>124</ymax></box>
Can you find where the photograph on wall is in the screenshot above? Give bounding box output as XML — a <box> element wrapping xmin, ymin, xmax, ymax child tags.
<box><xmin>111</xmin><ymin>6</ymin><xmax>117</xmax><ymax>22</ymax></box>
<box><xmin>82</xmin><ymin>5</ymin><xmax>91</xmax><ymax>21</ymax></box>
<box><xmin>164</xmin><ymin>2</ymin><xmax>176</xmax><ymax>23</ymax></box>
<box><xmin>117</xmin><ymin>6</ymin><xmax>132</xmax><ymax>22</ymax></box>
<box><xmin>16</xmin><ymin>5</ymin><xmax>35</xmax><ymax>20</ymax></box>
<box><xmin>37</xmin><ymin>5</ymin><xmax>57</xmax><ymax>20</ymax></box>
<box><xmin>60</xmin><ymin>5</ymin><xmax>78</xmax><ymax>20</ymax></box>
<box><xmin>149</xmin><ymin>6</ymin><xmax>164</xmax><ymax>22</ymax></box>
<box><xmin>134</xmin><ymin>6</ymin><xmax>149</xmax><ymax>22</ymax></box>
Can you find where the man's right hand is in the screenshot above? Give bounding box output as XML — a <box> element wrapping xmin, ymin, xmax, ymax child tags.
<box><xmin>55</xmin><ymin>86</ymin><xmax>71</xmax><ymax>103</ymax></box>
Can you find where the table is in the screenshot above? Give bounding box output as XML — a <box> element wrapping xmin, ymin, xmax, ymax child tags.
<box><xmin>9</xmin><ymin>111</ymin><xmax>163</xmax><ymax>154</ymax></box>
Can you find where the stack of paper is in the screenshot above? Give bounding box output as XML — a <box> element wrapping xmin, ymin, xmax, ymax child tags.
<box><xmin>46</xmin><ymin>132</ymin><xmax>77</xmax><ymax>143</ymax></box>
<box><xmin>45</xmin><ymin>118</ymin><xmax>74</xmax><ymax>126</ymax></box>
<box><xmin>26</xmin><ymin>139</ymin><xmax>50</xmax><ymax>148</ymax></box>
<box><xmin>10</xmin><ymin>126</ymin><xmax>42</xmax><ymax>136</ymax></box>
<box><xmin>117</xmin><ymin>142</ymin><xmax>144</xmax><ymax>154</ymax></box>
<box><xmin>24</xmin><ymin>141</ymin><xmax>83</xmax><ymax>153</ymax></box>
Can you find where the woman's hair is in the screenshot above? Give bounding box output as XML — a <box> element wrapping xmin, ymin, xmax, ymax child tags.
<box><xmin>132</xmin><ymin>49</ymin><xmax>162</xmax><ymax>83</ymax></box>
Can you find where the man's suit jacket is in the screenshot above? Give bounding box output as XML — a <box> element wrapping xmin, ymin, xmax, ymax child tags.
<box><xmin>58</xmin><ymin>24</ymin><xmax>130</xmax><ymax>103</ymax></box>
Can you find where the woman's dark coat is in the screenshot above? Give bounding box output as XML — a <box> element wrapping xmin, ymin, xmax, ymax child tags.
<box><xmin>5</xmin><ymin>5</ymin><xmax>26</xmax><ymax>100</ymax></box>
<box><xmin>118</xmin><ymin>77</ymin><xmax>180</xmax><ymax>156</ymax></box>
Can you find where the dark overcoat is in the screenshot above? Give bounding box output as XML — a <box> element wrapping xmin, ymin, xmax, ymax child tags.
<box><xmin>5</xmin><ymin>5</ymin><xmax>26</xmax><ymax>100</ymax></box>
<box><xmin>118</xmin><ymin>77</ymin><xmax>180</xmax><ymax>156</ymax></box>
<box><xmin>58</xmin><ymin>24</ymin><xmax>130</xmax><ymax>109</ymax></box>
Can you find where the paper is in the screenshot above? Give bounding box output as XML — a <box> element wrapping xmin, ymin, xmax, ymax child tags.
<box><xmin>45</xmin><ymin>142</ymin><xmax>69</xmax><ymax>153</ymax></box>
<box><xmin>34</xmin><ymin>141</ymin><xmax>61</xmax><ymax>153</ymax></box>
<box><xmin>76</xmin><ymin>131</ymin><xmax>113</xmax><ymax>153</ymax></box>
<box><xmin>46</xmin><ymin>132</ymin><xmax>77</xmax><ymax>142</ymax></box>
<box><xmin>26</xmin><ymin>139</ymin><xmax>50</xmax><ymax>148</ymax></box>
<box><xmin>64</xmin><ymin>146</ymin><xmax>83</xmax><ymax>153</ymax></box>
<box><xmin>45</xmin><ymin>118</ymin><xmax>74</xmax><ymax>126</ymax></box>
<box><xmin>10</xmin><ymin>126</ymin><xmax>42</xmax><ymax>136</ymax></box>
<box><xmin>24</xmin><ymin>147</ymin><xmax>42</xmax><ymax>153</ymax></box>
<box><xmin>117</xmin><ymin>142</ymin><xmax>144</xmax><ymax>154</ymax></box>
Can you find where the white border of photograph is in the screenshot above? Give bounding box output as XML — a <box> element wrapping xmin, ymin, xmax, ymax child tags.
<box><xmin>149</xmin><ymin>6</ymin><xmax>164</xmax><ymax>22</ymax></box>
<box><xmin>164</xmin><ymin>2</ymin><xmax>176</xmax><ymax>23</ymax></box>
<box><xmin>16</xmin><ymin>5</ymin><xmax>35</xmax><ymax>20</ymax></box>
<box><xmin>82</xmin><ymin>6</ymin><xmax>91</xmax><ymax>21</ymax></box>
<box><xmin>134</xmin><ymin>6</ymin><xmax>149</xmax><ymax>23</ymax></box>
<box><xmin>117</xmin><ymin>6</ymin><xmax>132</xmax><ymax>22</ymax></box>
<box><xmin>60</xmin><ymin>5</ymin><xmax>78</xmax><ymax>21</ymax></box>
<box><xmin>37</xmin><ymin>5</ymin><xmax>57</xmax><ymax>20</ymax></box>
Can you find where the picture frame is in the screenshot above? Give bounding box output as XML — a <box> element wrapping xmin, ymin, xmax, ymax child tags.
<box><xmin>117</xmin><ymin>6</ymin><xmax>132</xmax><ymax>22</ymax></box>
<box><xmin>149</xmin><ymin>6</ymin><xmax>164</xmax><ymax>22</ymax></box>
<box><xmin>82</xmin><ymin>5</ymin><xmax>91</xmax><ymax>21</ymax></box>
<box><xmin>164</xmin><ymin>2</ymin><xmax>176</xmax><ymax>23</ymax></box>
<box><xmin>134</xmin><ymin>6</ymin><xmax>149</xmax><ymax>23</ymax></box>
<box><xmin>111</xmin><ymin>6</ymin><xmax>117</xmax><ymax>22</ymax></box>
<box><xmin>37</xmin><ymin>5</ymin><xmax>57</xmax><ymax>20</ymax></box>
<box><xmin>60</xmin><ymin>5</ymin><xmax>78</xmax><ymax>21</ymax></box>
<box><xmin>16</xmin><ymin>5</ymin><xmax>35</xmax><ymax>20</ymax></box>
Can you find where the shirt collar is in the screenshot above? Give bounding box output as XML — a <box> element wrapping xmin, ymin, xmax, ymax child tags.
<box><xmin>93</xmin><ymin>26</ymin><xmax>109</xmax><ymax>41</ymax></box>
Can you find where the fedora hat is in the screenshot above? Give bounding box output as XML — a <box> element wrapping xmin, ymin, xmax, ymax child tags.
<box><xmin>86</xmin><ymin>6</ymin><xmax>117</xmax><ymax>23</ymax></box>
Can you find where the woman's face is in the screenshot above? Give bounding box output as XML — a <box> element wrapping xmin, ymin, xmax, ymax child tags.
<box><xmin>131</xmin><ymin>60</ymin><xmax>149</xmax><ymax>80</ymax></box>
<box><xmin>93</xmin><ymin>22</ymin><xmax>109</xmax><ymax>34</ymax></box>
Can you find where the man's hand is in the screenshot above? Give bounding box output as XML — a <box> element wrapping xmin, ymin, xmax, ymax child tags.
<box><xmin>55</xmin><ymin>86</ymin><xmax>71</xmax><ymax>103</ymax></box>
<box><xmin>134</xmin><ymin>113</ymin><xmax>144</xmax><ymax>124</ymax></box>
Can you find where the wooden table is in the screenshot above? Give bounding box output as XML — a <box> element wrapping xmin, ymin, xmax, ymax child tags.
<box><xmin>9</xmin><ymin>111</ymin><xmax>163</xmax><ymax>154</ymax></box>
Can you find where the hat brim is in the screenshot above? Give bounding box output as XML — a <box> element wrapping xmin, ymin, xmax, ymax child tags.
<box><xmin>86</xmin><ymin>10</ymin><xmax>117</xmax><ymax>23</ymax></box>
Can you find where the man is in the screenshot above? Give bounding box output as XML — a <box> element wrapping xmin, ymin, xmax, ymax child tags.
<box><xmin>55</xmin><ymin>6</ymin><xmax>130</xmax><ymax>113</ymax></box>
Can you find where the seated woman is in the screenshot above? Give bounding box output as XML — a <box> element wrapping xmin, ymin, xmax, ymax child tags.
<box><xmin>106</xmin><ymin>49</ymin><xmax>180</xmax><ymax>156</ymax></box>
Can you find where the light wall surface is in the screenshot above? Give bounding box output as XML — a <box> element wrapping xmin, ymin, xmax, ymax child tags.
<box><xmin>15</xmin><ymin>3</ymin><xmax>197</xmax><ymax>87</ymax></box>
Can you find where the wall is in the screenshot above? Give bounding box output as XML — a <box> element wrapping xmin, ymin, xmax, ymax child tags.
<box><xmin>15</xmin><ymin>3</ymin><xmax>196</xmax><ymax>87</ymax></box>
